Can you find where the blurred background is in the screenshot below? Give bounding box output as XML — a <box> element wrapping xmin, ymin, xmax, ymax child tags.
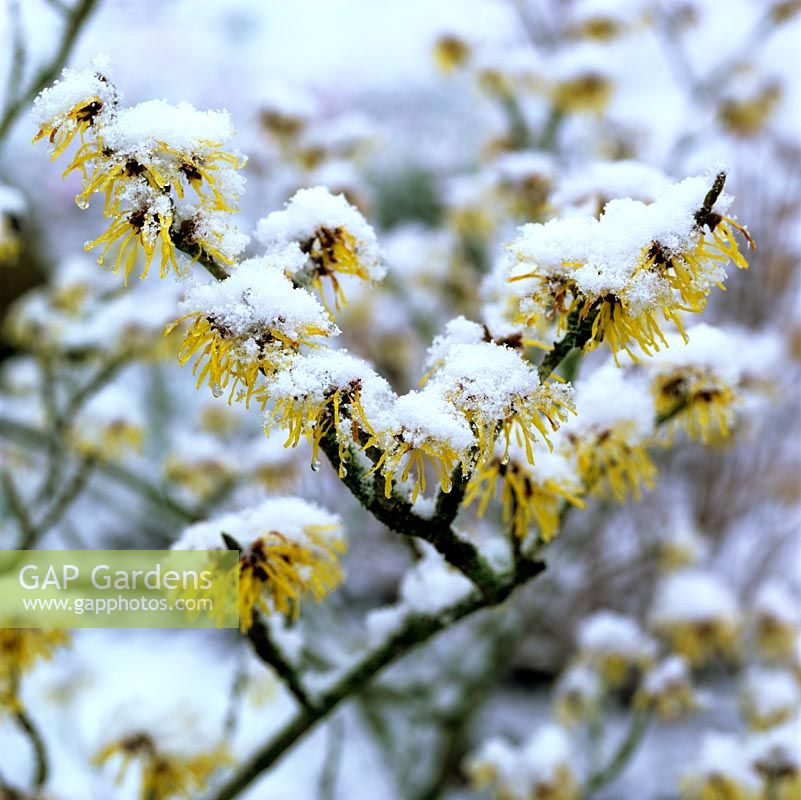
<box><xmin>0</xmin><ymin>1</ymin><xmax>800</xmax><ymax>798</ymax></box>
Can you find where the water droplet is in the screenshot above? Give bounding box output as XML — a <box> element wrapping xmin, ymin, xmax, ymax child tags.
<box><xmin>211</xmin><ymin>382</ymin><xmax>223</xmax><ymax>398</ymax></box>
<box><xmin>339</xmin><ymin>467</ymin><xmax>348</xmax><ymax>477</ymax></box>
<box><xmin>310</xmin><ymin>460</ymin><xmax>321</xmax><ymax>472</ymax></box>
<box><xmin>500</xmin><ymin>454</ymin><xmax>510</xmax><ymax>465</ymax></box>
<box><xmin>442</xmin><ymin>484</ymin><xmax>452</xmax><ymax>494</ymax></box>
<box><xmin>76</xmin><ymin>198</ymin><xmax>89</xmax><ymax>210</ymax></box>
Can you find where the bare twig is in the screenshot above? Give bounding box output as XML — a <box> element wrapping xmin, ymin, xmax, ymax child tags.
<box><xmin>13</xmin><ymin>706</ymin><xmax>48</xmax><ymax>789</ymax></box>
<box><xmin>582</xmin><ymin>709</ymin><xmax>651</xmax><ymax>797</ymax></box>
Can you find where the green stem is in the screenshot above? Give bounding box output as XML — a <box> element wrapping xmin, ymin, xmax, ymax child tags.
<box><xmin>14</xmin><ymin>706</ymin><xmax>48</xmax><ymax>789</ymax></box>
<box><xmin>317</xmin><ymin>428</ymin><xmax>501</xmax><ymax>596</ymax></box>
<box><xmin>537</xmin><ymin>303</ymin><xmax>600</xmax><ymax>382</ymax></box>
<box><xmin>583</xmin><ymin>710</ymin><xmax>651</xmax><ymax>798</ymax></box>
<box><xmin>247</xmin><ymin>613</ymin><xmax>315</xmax><ymax>711</ymax></box>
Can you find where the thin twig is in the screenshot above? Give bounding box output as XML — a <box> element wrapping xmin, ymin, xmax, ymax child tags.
<box><xmin>318</xmin><ymin>716</ymin><xmax>345</xmax><ymax>800</ymax></box>
<box><xmin>206</xmin><ymin>560</ymin><xmax>545</xmax><ymax>800</ymax></box>
<box><xmin>13</xmin><ymin>706</ymin><xmax>48</xmax><ymax>789</ymax></box>
<box><xmin>3</xmin><ymin>0</ymin><xmax>27</xmax><ymax>109</ymax></box>
<box><xmin>247</xmin><ymin>613</ymin><xmax>315</xmax><ymax>711</ymax></box>
<box><xmin>582</xmin><ymin>709</ymin><xmax>651</xmax><ymax>797</ymax></box>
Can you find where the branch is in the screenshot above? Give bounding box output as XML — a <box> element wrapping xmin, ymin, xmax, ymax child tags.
<box><xmin>247</xmin><ymin>613</ymin><xmax>315</xmax><ymax>712</ymax></box>
<box><xmin>206</xmin><ymin>560</ymin><xmax>545</xmax><ymax>800</ymax></box>
<box><xmin>172</xmin><ymin>226</ymin><xmax>231</xmax><ymax>281</ymax></box>
<box><xmin>582</xmin><ymin>709</ymin><xmax>651</xmax><ymax>797</ymax></box>
<box><xmin>317</xmin><ymin>428</ymin><xmax>502</xmax><ymax>596</ymax></box>
<box><xmin>537</xmin><ymin>302</ymin><xmax>600</xmax><ymax>382</ymax></box>
<box><xmin>0</xmin><ymin>0</ymin><xmax>101</xmax><ymax>146</ymax></box>
<box><xmin>13</xmin><ymin>707</ymin><xmax>48</xmax><ymax>789</ymax></box>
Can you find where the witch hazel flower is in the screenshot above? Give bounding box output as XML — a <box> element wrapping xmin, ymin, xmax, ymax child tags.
<box><xmin>365</xmin><ymin>383</ymin><xmax>476</xmax><ymax>502</ymax></box>
<box><xmin>575</xmin><ymin>609</ymin><xmax>657</xmax><ymax>687</ymax></box>
<box><xmin>93</xmin><ymin>702</ymin><xmax>230</xmax><ymax>800</ymax></box>
<box><xmin>265</xmin><ymin>348</ymin><xmax>395</xmax><ymax>476</ymax></box>
<box><xmin>465</xmin><ymin>725</ymin><xmax>580</xmax><ymax>800</ymax></box>
<box><xmin>255</xmin><ymin>186</ymin><xmax>384</xmax><ymax>312</ymax></box>
<box><xmin>634</xmin><ymin>655</ymin><xmax>698</xmax><ymax>720</ymax></box>
<box><xmin>680</xmin><ymin>733</ymin><xmax>762</xmax><ymax>800</ymax></box>
<box><xmin>425</xmin><ymin>340</ymin><xmax>575</xmax><ymax>467</ymax></box>
<box><xmin>172</xmin><ymin>497</ymin><xmax>345</xmax><ymax>633</ymax></box>
<box><xmin>464</xmin><ymin>439</ymin><xmax>585</xmax><ymax>542</ymax></box>
<box><xmin>553</xmin><ymin>662</ymin><xmax>604</xmax><ymax>726</ymax></box>
<box><xmin>649</xmin><ymin>569</ymin><xmax>740</xmax><ymax>666</ymax></box>
<box><xmin>32</xmin><ymin>60</ymin><xmax>248</xmax><ymax>282</ymax></box>
<box><xmin>507</xmin><ymin>173</ymin><xmax>753</xmax><ymax>363</ymax></box>
<box><xmin>31</xmin><ymin>57</ymin><xmax>117</xmax><ymax>159</ymax></box>
<box><xmin>560</xmin><ymin>363</ymin><xmax>656</xmax><ymax>501</ymax></box>
<box><xmin>740</xmin><ymin>667</ymin><xmax>801</xmax><ymax>731</ymax></box>
<box><xmin>645</xmin><ymin>323</ymin><xmax>743</xmax><ymax>443</ymax></box>
<box><xmin>751</xmin><ymin>582</ymin><xmax>799</xmax><ymax>661</ymax></box>
<box><xmin>167</xmin><ymin>249</ymin><xmax>338</xmax><ymax>404</ymax></box>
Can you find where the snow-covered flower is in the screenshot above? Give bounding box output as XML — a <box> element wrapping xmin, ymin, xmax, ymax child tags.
<box><xmin>167</xmin><ymin>251</ymin><xmax>338</xmax><ymax>404</ymax></box>
<box><xmin>575</xmin><ymin>609</ymin><xmax>657</xmax><ymax>686</ymax></box>
<box><xmin>655</xmin><ymin>521</ymin><xmax>709</xmax><ymax>572</ymax></box>
<box><xmin>508</xmin><ymin>174</ymin><xmax>751</xmax><ymax>363</ymax></box>
<box><xmin>649</xmin><ymin>570</ymin><xmax>740</xmax><ymax>666</ymax></box>
<box><xmin>31</xmin><ymin>60</ymin><xmax>117</xmax><ymax>159</ymax></box>
<box><xmin>751</xmin><ymin>583</ymin><xmax>799</xmax><ymax>661</ymax></box>
<box><xmin>464</xmin><ymin>440</ymin><xmax>584</xmax><ymax>541</ymax></box>
<box><xmin>680</xmin><ymin>732</ymin><xmax>762</xmax><ymax>800</ymax></box>
<box><xmin>85</xmin><ymin>180</ymin><xmax>178</xmax><ymax>282</ymax></box>
<box><xmin>163</xmin><ymin>434</ymin><xmax>238</xmax><ymax>503</ymax></box>
<box><xmin>548</xmin><ymin>45</ymin><xmax>614</xmax><ymax>113</ymax></box>
<box><xmin>255</xmin><ymin>186</ymin><xmax>384</xmax><ymax>311</ymax></box>
<box><xmin>70</xmin><ymin>382</ymin><xmax>145</xmax><ymax>459</ymax></box>
<box><xmin>465</xmin><ymin>725</ymin><xmax>579</xmax><ymax>800</ymax></box>
<box><xmin>553</xmin><ymin>662</ymin><xmax>603</xmax><ymax>725</ymax></box>
<box><xmin>365</xmin><ymin>384</ymin><xmax>475</xmax><ymax>501</ymax></box>
<box><xmin>70</xmin><ymin>98</ymin><xmax>245</xmax><ymax>216</ymax></box>
<box><xmin>172</xmin><ymin>498</ymin><xmax>345</xmax><ymax>632</ymax></box>
<box><xmin>747</xmin><ymin>720</ymin><xmax>801</xmax><ymax>798</ymax></box>
<box><xmin>646</xmin><ymin>324</ymin><xmax>742</xmax><ymax>443</ymax></box>
<box><xmin>33</xmin><ymin>62</ymin><xmax>247</xmax><ymax>283</ymax></box>
<box><xmin>740</xmin><ymin>667</ymin><xmax>801</xmax><ymax>731</ymax></box>
<box><xmin>635</xmin><ymin>656</ymin><xmax>697</xmax><ymax>720</ymax></box>
<box><xmin>561</xmin><ymin>364</ymin><xmax>656</xmax><ymax>502</ymax></box>
<box><xmin>266</xmin><ymin>348</ymin><xmax>394</xmax><ymax>476</ymax></box>
<box><xmin>425</xmin><ymin>340</ymin><xmax>575</xmax><ymax>467</ymax></box>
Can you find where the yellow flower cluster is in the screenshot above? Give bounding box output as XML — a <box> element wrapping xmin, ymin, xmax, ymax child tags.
<box><xmin>464</xmin><ymin>448</ymin><xmax>584</xmax><ymax>541</ymax></box>
<box><xmin>0</xmin><ymin>628</ymin><xmax>70</xmax><ymax>711</ymax></box>
<box><xmin>33</xmin><ymin>67</ymin><xmax>246</xmax><ymax>282</ymax></box>
<box><xmin>238</xmin><ymin>527</ymin><xmax>346</xmax><ymax>632</ymax></box>
<box><xmin>95</xmin><ymin>734</ymin><xmax>229</xmax><ymax>800</ymax></box>
<box><xmin>508</xmin><ymin>176</ymin><xmax>752</xmax><ymax>364</ymax></box>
